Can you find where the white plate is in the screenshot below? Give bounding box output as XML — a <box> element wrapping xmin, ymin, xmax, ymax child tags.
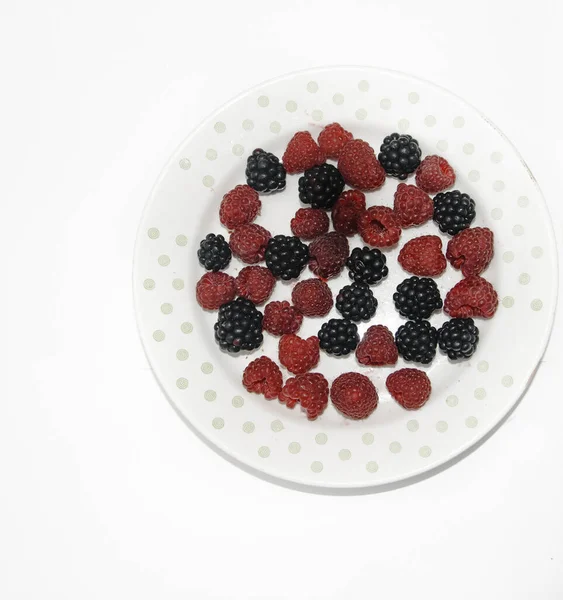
<box><xmin>133</xmin><ymin>66</ymin><xmax>557</xmax><ymax>489</ymax></box>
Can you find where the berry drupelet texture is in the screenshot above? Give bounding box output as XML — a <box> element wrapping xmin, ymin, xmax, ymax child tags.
<box><xmin>245</xmin><ymin>148</ymin><xmax>286</xmax><ymax>194</ymax></box>
<box><xmin>346</xmin><ymin>246</ymin><xmax>388</xmax><ymax>285</ymax></box>
<box><xmin>433</xmin><ymin>190</ymin><xmax>476</xmax><ymax>236</ymax></box>
<box><xmin>214</xmin><ymin>297</ymin><xmax>263</xmax><ymax>353</ymax></box>
<box><xmin>298</xmin><ymin>163</ymin><xmax>345</xmax><ymax>210</ymax></box>
<box><xmin>393</xmin><ymin>276</ymin><xmax>443</xmax><ymax>320</ymax></box>
<box><xmin>438</xmin><ymin>318</ymin><xmax>479</xmax><ymax>360</ymax></box>
<box><xmin>335</xmin><ymin>282</ymin><xmax>377</xmax><ymax>322</ymax></box>
<box><xmin>395</xmin><ymin>320</ymin><xmax>438</xmax><ymax>364</ymax></box>
<box><xmin>197</xmin><ymin>233</ymin><xmax>232</xmax><ymax>271</ymax></box>
<box><xmin>265</xmin><ymin>235</ymin><xmax>309</xmax><ymax>280</ymax></box>
<box><xmin>318</xmin><ymin>319</ymin><xmax>359</xmax><ymax>356</ymax></box>
<box><xmin>378</xmin><ymin>133</ymin><xmax>422</xmax><ymax>180</ymax></box>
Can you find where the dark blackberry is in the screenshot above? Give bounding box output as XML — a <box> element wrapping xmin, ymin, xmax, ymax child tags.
<box><xmin>433</xmin><ymin>190</ymin><xmax>476</xmax><ymax>235</ymax></box>
<box><xmin>245</xmin><ymin>149</ymin><xmax>286</xmax><ymax>194</ymax></box>
<box><xmin>317</xmin><ymin>319</ymin><xmax>359</xmax><ymax>356</ymax></box>
<box><xmin>335</xmin><ymin>282</ymin><xmax>377</xmax><ymax>322</ymax></box>
<box><xmin>214</xmin><ymin>297</ymin><xmax>263</xmax><ymax>353</ymax></box>
<box><xmin>395</xmin><ymin>320</ymin><xmax>438</xmax><ymax>364</ymax></box>
<box><xmin>265</xmin><ymin>235</ymin><xmax>309</xmax><ymax>280</ymax></box>
<box><xmin>378</xmin><ymin>133</ymin><xmax>421</xmax><ymax>180</ymax></box>
<box><xmin>393</xmin><ymin>276</ymin><xmax>443</xmax><ymax>320</ymax></box>
<box><xmin>298</xmin><ymin>163</ymin><xmax>345</xmax><ymax>209</ymax></box>
<box><xmin>346</xmin><ymin>246</ymin><xmax>388</xmax><ymax>285</ymax></box>
<box><xmin>197</xmin><ymin>233</ymin><xmax>231</xmax><ymax>271</ymax></box>
<box><xmin>438</xmin><ymin>318</ymin><xmax>479</xmax><ymax>360</ymax></box>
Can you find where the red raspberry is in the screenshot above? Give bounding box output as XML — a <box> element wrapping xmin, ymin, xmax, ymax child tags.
<box><xmin>235</xmin><ymin>266</ymin><xmax>276</xmax><ymax>304</ymax></box>
<box><xmin>317</xmin><ymin>123</ymin><xmax>354</xmax><ymax>159</ymax></box>
<box><xmin>386</xmin><ymin>369</ymin><xmax>432</xmax><ymax>410</ymax></box>
<box><xmin>444</xmin><ymin>275</ymin><xmax>499</xmax><ymax>319</ymax></box>
<box><xmin>263</xmin><ymin>301</ymin><xmax>303</xmax><ymax>336</ymax></box>
<box><xmin>398</xmin><ymin>235</ymin><xmax>447</xmax><ymax>277</ymax></box>
<box><xmin>290</xmin><ymin>208</ymin><xmax>330</xmax><ymax>240</ymax></box>
<box><xmin>195</xmin><ymin>271</ymin><xmax>236</xmax><ymax>310</ymax></box>
<box><xmin>356</xmin><ymin>325</ymin><xmax>398</xmax><ymax>366</ymax></box>
<box><xmin>393</xmin><ymin>183</ymin><xmax>433</xmax><ymax>227</ymax></box>
<box><xmin>278</xmin><ymin>334</ymin><xmax>320</xmax><ymax>375</ymax></box>
<box><xmin>337</xmin><ymin>139</ymin><xmax>386</xmax><ymax>191</ymax></box>
<box><xmin>331</xmin><ymin>190</ymin><xmax>366</xmax><ymax>235</ymax></box>
<box><xmin>282</xmin><ymin>131</ymin><xmax>325</xmax><ymax>174</ymax></box>
<box><xmin>229</xmin><ymin>224</ymin><xmax>271</xmax><ymax>264</ymax></box>
<box><xmin>358</xmin><ymin>206</ymin><xmax>402</xmax><ymax>248</ymax></box>
<box><xmin>278</xmin><ymin>372</ymin><xmax>329</xmax><ymax>420</ymax></box>
<box><xmin>219</xmin><ymin>185</ymin><xmax>261</xmax><ymax>230</ymax></box>
<box><xmin>331</xmin><ymin>373</ymin><xmax>378</xmax><ymax>420</ymax></box>
<box><xmin>415</xmin><ymin>155</ymin><xmax>456</xmax><ymax>194</ymax></box>
<box><xmin>291</xmin><ymin>278</ymin><xmax>333</xmax><ymax>317</ymax></box>
<box><xmin>242</xmin><ymin>356</ymin><xmax>283</xmax><ymax>400</ymax></box>
<box><xmin>308</xmin><ymin>232</ymin><xmax>350</xmax><ymax>279</ymax></box>
<box><xmin>446</xmin><ymin>227</ymin><xmax>494</xmax><ymax>277</ymax></box>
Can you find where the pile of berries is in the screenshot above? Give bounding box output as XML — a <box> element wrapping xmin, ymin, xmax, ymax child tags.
<box><xmin>194</xmin><ymin>121</ymin><xmax>498</xmax><ymax>422</ymax></box>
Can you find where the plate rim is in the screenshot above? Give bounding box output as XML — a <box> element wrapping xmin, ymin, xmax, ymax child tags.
<box><xmin>133</xmin><ymin>65</ymin><xmax>559</xmax><ymax>490</ymax></box>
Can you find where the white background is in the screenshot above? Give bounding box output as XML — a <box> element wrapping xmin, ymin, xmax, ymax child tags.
<box><xmin>1</xmin><ymin>1</ymin><xmax>562</xmax><ymax>598</ymax></box>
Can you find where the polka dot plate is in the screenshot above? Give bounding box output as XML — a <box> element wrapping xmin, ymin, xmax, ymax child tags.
<box><xmin>134</xmin><ymin>67</ymin><xmax>557</xmax><ymax>489</ymax></box>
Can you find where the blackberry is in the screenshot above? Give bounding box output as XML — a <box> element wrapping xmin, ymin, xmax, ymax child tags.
<box><xmin>245</xmin><ymin>149</ymin><xmax>286</xmax><ymax>194</ymax></box>
<box><xmin>265</xmin><ymin>235</ymin><xmax>309</xmax><ymax>280</ymax></box>
<box><xmin>346</xmin><ymin>246</ymin><xmax>388</xmax><ymax>285</ymax></box>
<box><xmin>378</xmin><ymin>133</ymin><xmax>422</xmax><ymax>179</ymax></box>
<box><xmin>438</xmin><ymin>318</ymin><xmax>479</xmax><ymax>360</ymax></box>
<box><xmin>298</xmin><ymin>163</ymin><xmax>345</xmax><ymax>209</ymax></box>
<box><xmin>433</xmin><ymin>190</ymin><xmax>476</xmax><ymax>235</ymax></box>
<box><xmin>393</xmin><ymin>276</ymin><xmax>443</xmax><ymax>320</ymax></box>
<box><xmin>214</xmin><ymin>297</ymin><xmax>263</xmax><ymax>353</ymax></box>
<box><xmin>335</xmin><ymin>282</ymin><xmax>377</xmax><ymax>322</ymax></box>
<box><xmin>318</xmin><ymin>319</ymin><xmax>359</xmax><ymax>356</ymax></box>
<box><xmin>197</xmin><ymin>233</ymin><xmax>231</xmax><ymax>271</ymax></box>
<box><xmin>395</xmin><ymin>320</ymin><xmax>438</xmax><ymax>364</ymax></box>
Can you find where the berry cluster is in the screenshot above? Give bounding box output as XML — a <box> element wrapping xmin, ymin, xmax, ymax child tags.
<box><xmin>194</xmin><ymin>121</ymin><xmax>498</xmax><ymax>421</ymax></box>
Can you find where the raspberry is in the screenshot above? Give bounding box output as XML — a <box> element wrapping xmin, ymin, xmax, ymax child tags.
<box><xmin>196</xmin><ymin>271</ymin><xmax>236</xmax><ymax>310</ymax></box>
<box><xmin>331</xmin><ymin>373</ymin><xmax>378</xmax><ymax>419</ymax></box>
<box><xmin>444</xmin><ymin>276</ymin><xmax>498</xmax><ymax>319</ymax></box>
<box><xmin>331</xmin><ymin>190</ymin><xmax>366</xmax><ymax>235</ymax></box>
<box><xmin>308</xmin><ymin>232</ymin><xmax>350</xmax><ymax>279</ymax></box>
<box><xmin>337</xmin><ymin>139</ymin><xmax>386</xmax><ymax>191</ymax></box>
<box><xmin>291</xmin><ymin>278</ymin><xmax>333</xmax><ymax>317</ymax></box>
<box><xmin>356</xmin><ymin>325</ymin><xmax>398</xmax><ymax>366</ymax></box>
<box><xmin>317</xmin><ymin>123</ymin><xmax>354</xmax><ymax>159</ymax></box>
<box><xmin>398</xmin><ymin>235</ymin><xmax>447</xmax><ymax>277</ymax></box>
<box><xmin>415</xmin><ymin>155</ymin><xmax>456</xmax><ymax>194</ymax></box>
<box><xmin>242</xmin><ymin>356</ymin><xmax>283</xmax><ymax>399</ymax></box>
<box><xmin>282</xmin><ymin>131</ymin><xmax>325</xmax><ymax>174</ymax></box>
<box><xmin>290</xmin><ymin>208</ymin><xmax>330</xmax><ymax>240</ymax></box>
<box><xmin>219</xmin><ymin>185</ymin><xmax>261</xmax><ymax>230</ymax></box>
<box><xmin>386</xmin><ymin>369</ymin><xmax>432</xmax><ymax>410</ymax></box>
<box><xmin>235</xmin><ymin>266</ymin><xmax>276</xmax><ymax>304</ymax></box>
<box><xmin>446</xmin><ymin>227</ymin><xmax>494</xmax><ymax>277</ymax></box>
<box><xmin>278</xmin><ymin>334</ymin><xmax>320</xmax><ymax>375</ymax></box>
<box><xmin>229</xmin><ymin>224</ymin><xmax>271</xmax><ymax>264</ymax></box>
<box><xmin>263</xmin><ymin>301</ymin><xmax>303</xmax><ymax>336</ymax></box>
<box><xmin>278</xmin><ymin>372</ymin><xmax>329</xmax><ymax>420</ymax></box>
<box><xmin>393</xmin><ymin>183</ymin><xmax>433</xmax><ymax>227</ymax></box>
<box><xmin>358</xmin><ymin>206</ymin><xmax>402</xmax><ymax>247</ymax></box>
